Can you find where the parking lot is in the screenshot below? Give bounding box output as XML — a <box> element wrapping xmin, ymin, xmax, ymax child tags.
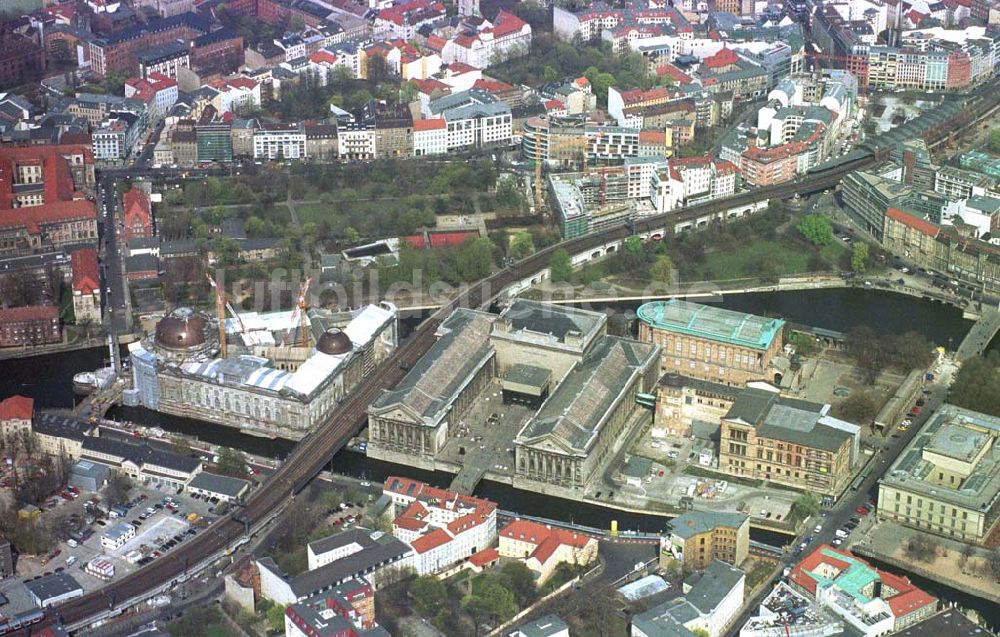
<box><xmin>15</xmin><ymin>480</ymin><xmax>230</xmax><ymax>594</ymax></box>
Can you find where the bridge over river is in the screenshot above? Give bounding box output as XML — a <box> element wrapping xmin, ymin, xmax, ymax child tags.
<box><xmin>956</xmin><ymin>308</ymin><xmax>1000</xmax><ymax>362</ymax></box>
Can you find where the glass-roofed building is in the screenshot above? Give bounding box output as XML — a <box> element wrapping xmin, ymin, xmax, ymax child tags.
<box><xmin>877</xmin><ymin>404</ymin><xmax>1000</xmax><ymax>544</ymax></box>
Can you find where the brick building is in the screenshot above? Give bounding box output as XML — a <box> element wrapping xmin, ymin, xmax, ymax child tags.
<box><xmin>0</xmin><ymin>33</ymin><xmax>45</xmax><ymax>87</ymax></box>
<box><xmin>123</xmin><ymin>187</ymin><xmax>153</xmax><ymax>240</ymax></box>
<box><xmin>89</xmin><ymin>12</ymin><xmax>210</xmax><ymax>78</ymax></box>
<box><xmin>0</xmin><ymin>306</ymin><xmax>61</xmax><ymax>347</ymax></box>
<box><xmin>718</xmin><ymin>389</ymin><xmax>860</xmax><ymax>496</ymax></box>
<box><xmin>637</xmin><ymin>299</ymin><xmax>785</xmax><ymax>386</ymax></box>
<box><xmin>71</xmin><ymin>248</ymin><xmax>102</xmax><ymax>324</ymax></box>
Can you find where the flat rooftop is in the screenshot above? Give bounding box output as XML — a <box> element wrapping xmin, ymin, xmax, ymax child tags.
<box><xmin>881</xmin><ymin>404</ymin><xmax>1000</xmax><ymax>512</ymax></box>
<box><xmin>925</xmin><ymin>423</ymin><xmax>991</xmax><ymax>463</ymax></box>
<box><xmin>637</xmin><ymin>299</ymin><xmax>784</xmax><ymax>350</ymax></box>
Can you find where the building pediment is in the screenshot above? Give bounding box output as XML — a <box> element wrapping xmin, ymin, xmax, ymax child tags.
<box><xmin>518</xmin><ymin>435</ymin><xmax>577</xmax><ymax>456</ymax></box>
<box><xmin>369</xmin><ymin>403</ymin><xmax>425</xmax><ymax>426</ymax></box>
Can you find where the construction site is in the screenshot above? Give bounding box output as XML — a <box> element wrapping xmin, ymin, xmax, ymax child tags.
<box><xmin>121</xmin><ymin>276</ymin><xmax>399</xmax><ymax>439</ymax></box>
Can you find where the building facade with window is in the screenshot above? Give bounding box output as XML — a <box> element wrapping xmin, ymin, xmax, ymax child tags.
<box><xmin>637</xmin><ymin>300</ymin><xmax>785</xmax><ymax>386</ymax></box>
<box><xmin>877</xmin><ymin>404</ymin><xmax>1000</xmax><ymax>544</ymax></box>
<box><xmin>718</xmin><ymin>389</ymin><xmax>860</xmax><ymax>496</ymax></box>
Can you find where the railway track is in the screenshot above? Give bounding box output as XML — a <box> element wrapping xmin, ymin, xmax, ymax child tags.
<box><xmin>47</xmin><ymin>80</ymin><xmax>1000</xmax><ymax>632</ymax></box>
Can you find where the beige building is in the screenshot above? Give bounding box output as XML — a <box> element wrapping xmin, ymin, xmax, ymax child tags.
<box><xmin>718</xmin><ymin>389</ymin><xmax>860</xmax><ymax>496</ymax></box>
<box><xmin>499</xmin><ymin>518</ymin><xmax>598</xmax><ymax>584</ymax></box>
<box><xmin>637</xmin><ymin>300</ymin><xmax>786</xmax><ymax>386</ymax></box>
<box><xmin>368</xmin><ymin>300</ymin><xmax>659</xmax><ymax>492</ymax></box>
<box><xmin>660</xmin><ymin>511</ymin><xmax>749</xmax><ymax>571</ymax></box>
<box><xmin>878</xmin><ymin>405</ymin><xmax>1000</xmax><ymax>544</ymax></box>
<box><xmin>654</xmin><ymin>373</ymin><xmax>740</xmax><ymax>438</ymax></box>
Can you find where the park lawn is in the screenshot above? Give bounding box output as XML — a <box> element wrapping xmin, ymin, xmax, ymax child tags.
<box><xmin>684</xmin><ymin>239</ymin><xmax>811</xmax><ymax>281</ymax></box>
<box><xmin>819</xmin><ymin>239</ymin><xmax>849</xmax><ymax>267</ymax></box>
<box><xmin>292</xmin><ymin>202</ymin><xmax>337</xmax><ymax>225</ymax></box>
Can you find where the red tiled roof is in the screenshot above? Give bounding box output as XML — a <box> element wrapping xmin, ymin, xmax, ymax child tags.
<box><xmin>639</xmin><ymin>130</ymin><xmax>664</xmax><ymax>144</ymax></box>
<box><xmin>447</xmin><ymin>62</ymin><xmax>479</xmax><ymax>74</ymax></box>
<box><xmin>656</xmin><ymin>63</ymin><xmax>693</xmax><ymax>85</ymax></box>
<box><xmin>410</xmin><ymin>527</ymin><xmax>452</xmax><ymax>554</ymax></box>
<box><xmin>123</xmin><ymin>187</ymin><xmax>151</xmax><ymax>227</ymax></box>
<box><xmin>544</xmin><ymin>99</ymin><xmax>565</xmax><ymax>110</ymax></box>
<box><xmin>469</xmin><ymin>547</ymin><xmax>499</xmax><ymax>568</ymax></box>
<box><xmin>71</xmin><ymin>248</ymin><xmax>100</xmax><ymax>295</ymax></box>
<box><xmin>0</xmin><ymin>199</ymin><xmax>95</xmax><ymax>233</ymax></box>
<box><xmin>886</xmin><ymin>207</ymin><xmax>939</xmax><ymax>237</ymax></box>
<box><xmin>0</xmin><ymin>395</ymin><xmax>33</xmax><ymax>421</ymax></box>
<box><xmin>413</xmin><ymin>118</ymin><xmax>446</xmax><ymax>131</ymax></box>
<box><xmin>310</xmin><ymin>50</ymin><xmax>338</xmax><ymax>64</ymax></box>
<box><xmin>425</xmin><ymin>35</ymin><xmax>448</xmax><ymax>51</ymax></box>
<box><xmin>704</xmin><ymin>46</ymin><xmax>740</xmax><ymax>69</ymax></box>
<box><xmin>473</xmin><ymin>78</ymin><xmax>514</xmax><ymax>93</ymax></box>
<box><xmin>0</xmin><ymin>144</ymin><xmax>93</xmax><ymax>211</ymax></box>
<box><xmin>0</xmin><ymin>305</ymin><xmax>58</xmax><ymax>322</ymax></box>
<box><xmin>491</xmin><ymin>10</ymin><xmax>528</xmax><ymax>37</ymax></box>
<box><xmin>500</xmin><ymin>519</ymin><xmax>593</xmax><ymax>566</ymax></box>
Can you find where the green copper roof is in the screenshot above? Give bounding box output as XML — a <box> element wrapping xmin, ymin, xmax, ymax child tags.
<box><xmin>637</xmin><ymin>300</ymin><xmax>784</xmax><ymax>350</ymax></box>
<box><xmin>806</xmin><ymin>548</ymin><xmax>878</xmax><ymax>604</ymax></box>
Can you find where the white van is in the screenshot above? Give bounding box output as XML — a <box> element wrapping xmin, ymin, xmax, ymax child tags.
<box><xmin>66</xmin><ymin>556</ymin><xmax>77</xmax><ymax>566</ymax></box>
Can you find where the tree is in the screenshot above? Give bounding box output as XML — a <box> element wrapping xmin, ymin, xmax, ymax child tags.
<box><xmin>500</xmin><ymin>561</ymin><xmax>538</xmax><ymax>607</ymax></box>
<box><xmin>792</xmin><ymin>492</ymin><xmax>821</xmax><ymax>521</ymax></box>
<box><xmin>453</xmin><ymin>238</ymin><xmax>495</xmax><ymax>281</ymax></box>
<box><xmin>851</xmin><ymin>242</ymin><xmax>869</xmax><ymax>274</ymax></box>
<box><xmin>904</xmin><ymin>534</ymin><xmax>938</xmax><ymax>563</ymax></box>
<box><xmin>104</xmin><ymin>474</ymin><xmax>132</xmax><ymax>507</ymax></box>
<box><xmin>215</xmin><ymin>447</ymin><xmax>246</xmax><ymax>476</ymax></box>
<box><xmin>367</xmin><ymin>53</ymin><xmax>390</xmax><ymax>84</ymax></box>
<box><xmin>463</xmin><ymin>577</ymin><xmax>517</xmax><ymax>625</ymax></box>
<box><xmin>549</xmin><ymin>248</ymin><xmax>573</xmax><ymax>283</ymax></box>
<box><xmin>948</xmin><ymin>352</ymin><xmax>1000</xmax><ymax>417</ymax></box>
<box><xmin>846</xmin><ymin>325</ymin><xmax>885</xmax><ymax>384</ymax></box>
<box><xmin>509</xmin><ymin>232</ymin><xmax>535</xmax><ymax>260</ymax></box>
<box><xmin>989</xmin><ymin>128</ymin><xmax>1000</xmax><ymax>154</ymax></box>
<box><xmin>265</xmin><ymin>603</ymin><xmax>286</xmax><ymax>632</ymax></box>
<box><xmin>410</xmin><ymin>575</ymin><xmax>446</xmax><ymax>617</ymax></box>
<box><xmin>651</xmin><ymin>254</ymin><xmax>674</xmax><ymax>283</ymax></box>
<box><xmin>796</xmin><ymin>214</ymin><xmax>834</xmax><ymax>246</ymax></box>
<box><xmin>837</xmin><ymin>390</ymin><xmax>880</xmax><ymax>424</ymax></box>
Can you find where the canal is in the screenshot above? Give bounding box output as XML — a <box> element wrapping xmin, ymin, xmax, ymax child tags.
<box><xmin>4</xmin><ymin>288</ymin><xmax>997</xmax><ymax>621</ymax></box>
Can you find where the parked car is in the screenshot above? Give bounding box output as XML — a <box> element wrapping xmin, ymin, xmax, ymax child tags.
<box><xmin>856</xmin><ymin>506</ymin><xmax>870</xmax><ymax>515</ymax></box>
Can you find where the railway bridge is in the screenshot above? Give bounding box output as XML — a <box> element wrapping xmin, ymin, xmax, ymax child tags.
<box><xmin>46</xmin><ymin>84</ymin><xmax>1000</xmax><ymax>633</ymax></box>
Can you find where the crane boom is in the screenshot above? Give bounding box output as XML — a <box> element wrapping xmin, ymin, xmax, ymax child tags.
<box><xmin>282</xmin><ymin>277</ymin><xmax>313</xmax><ymax>347</ymax></box>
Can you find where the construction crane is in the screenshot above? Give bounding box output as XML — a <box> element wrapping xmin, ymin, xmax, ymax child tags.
<box><xmin>281</xmin><ymin>277</ymin><xmax>313</xmax><ymax>348</ymax></box>
<box><xmin>205</xmin><ymin>272</ymin><xmax>245</xmax><ymax>359</ymax></box>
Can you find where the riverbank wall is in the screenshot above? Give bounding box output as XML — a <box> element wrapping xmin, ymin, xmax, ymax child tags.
<box><xmin>853</xmin><ymin>544</ymin><xmax>1000</xmax><ymax>606</ymax></box>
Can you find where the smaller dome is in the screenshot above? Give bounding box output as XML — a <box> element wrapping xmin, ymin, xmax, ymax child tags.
<box><xmin>316</xmin><ymin>329</ymin><xmax>353</xmax><ymax>355</ymax></box>
<box><xmin>155</xmin><ymin>308</ymin><xmax>209</xmax><ymax>350</ymax></box>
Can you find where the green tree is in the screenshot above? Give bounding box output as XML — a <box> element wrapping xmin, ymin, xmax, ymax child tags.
<box><xmin>549</xmin><ymin>248</ymin><xmax>573</xmax><ymax>283</ymax></box>
<box><xmin>214</xmin><ymin>237</ymin><xmax>241</xmax><ymax>267</ymax></box>
<box><xmin>215</xmin><ymin>447</ymin><xmax>246</xmax><ymax>476</ymax></box>
<box><xmin>500</xmin><ymin>561</ymin><xmax>538</xmax><ymax>607</ymax></box>
<box><xmin>792</xmin><ymin>492</ymin><xmax>822</xmax><ymax>520</ymax></box>
<box><xmin>410</xmin><ymin>575</ymin><xmax>447</xmax><ymax>617</ymax></box>
<box><xmin>948</xmin><ymin>352</ymin><xmax>1000</xmax><ymax>417</ymax></box>
<box><xmin>851</xmin><ymin>242</ymin><xmax>869</xmax><ymax>273</ymax></box>
<box><xmin>265</xmin><ymin>603</ymin><xmax>286</xmax><ymax>632</ymax></box>
<box><xmin>989</xmin><ymin>128</ymin><xmax>1000</xmax><ymax>154</ymax></box>
<box><xmin>796</xmin><ymin>214</ymin><xmax>834</xmax><ymax>246</ymax></box>
<box><xmin>509</xmin><ymin>232</ymin><xmax>535</xmax><ymax>260</ymax></box>
<box><xmin>836</xmin><ymin>390</ymin><xmax>880</xmax><ymax>424</ymax></box>
<box><xmin>452</xmin><ymin>237</ymin><xmax>495</xmax><ymax>281</ymax></box>
<box><xmin>464</xmin><ymin>577</ymin><xmax>517</xmax><ymax>624</ymax></box>
<box><xmin>651</xmin><ymin>254</ymin><xmax>674</xmax><ymax>283</ymax></box>
<box><xmin>542</xmin><ymin>66</ymin><xmax>558</xmax><ymax>82</ymax></box>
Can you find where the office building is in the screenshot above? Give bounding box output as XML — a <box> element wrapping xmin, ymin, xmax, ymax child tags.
<box><xmin>661</xmin><ymin>511</ymin><xmax>749</xmax><ymax>570</ymax></box>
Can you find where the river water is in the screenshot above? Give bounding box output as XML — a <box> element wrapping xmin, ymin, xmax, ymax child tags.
<box><xmin>4</xmin><ymin>288</ymin><xmax>997</xmax><ymax>626</ymax></box>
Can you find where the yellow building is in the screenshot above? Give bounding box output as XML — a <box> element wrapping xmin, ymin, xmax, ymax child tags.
<box><xmin>660</xmin><ymin>511</ymin><xmax>750</xmax><ymax>571</ymax></box>
<box><xmin>499</xmin><ymin>519</ymin><xmax>598</xmax><ymax>584</ymax></box>
<box><xmin>718</xmin><ymin>389</ymin><xmax>860</xmax><ymax>496</ymax></box>
<box><xmin>878</xmin><ymin>405</ymin><xmax>1000</xmax><ymax>544</ymax></box>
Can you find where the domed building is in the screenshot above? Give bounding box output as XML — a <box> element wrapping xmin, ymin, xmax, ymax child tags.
<box><xmin>126</xmin><ymin>302</ymin><xmax>398</xmax><ymax>439</ymax></box>
<box><xmin>153</xmin><ymin>308</ymin><xmax>215</xmax><ymax>355</ymax></box>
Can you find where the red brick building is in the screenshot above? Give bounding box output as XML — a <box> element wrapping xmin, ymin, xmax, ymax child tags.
<box><xmin>0</xmin><ymin>33</ymin><xmax>45</xmax><ymax>87</ymax></box>
<box><xmin>71</xmin><ymin>248</ymin><xmax>102</xmax><ymax>324</ymax></box>
<box><xmin>123</xmin><ymin>187</ymin><xmax>153</xmax><ymax>240</ymax></box>
<box><xmin>0</xmin><ymin>306</ymin><xmax>61</xmax><ymax>348</ymax></box>
<box><xmin>0</xmin><ymin>143</ymin><xmax>97</xmax><ymax>258</ymax></box>
<box><xmin>190</xmin><ymin>28</ymin><xmax>245</xmax><ymax>74</ymax></box>
<box><xmin>88</xmin><ymin>12</ymin><xmax>209</xmax><ymax>78</ymax></box>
